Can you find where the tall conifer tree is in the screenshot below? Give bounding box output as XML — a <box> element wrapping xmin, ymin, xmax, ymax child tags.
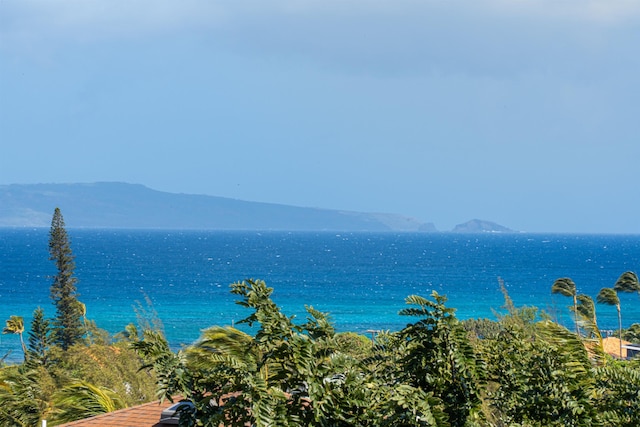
<box><xmin>49</xmin><ymin>207</ymin><xmax>84</xmax><ymax>350</ymax></box>
<box><xmin>28</xmin><ymin>307</ymin><xmax>51</xmax><ymax>365</ymax></box>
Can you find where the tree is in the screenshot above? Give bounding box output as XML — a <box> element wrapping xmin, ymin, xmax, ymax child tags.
<box><xmin>132</xmin><ymin>329</ymin><xmax>193</xmax><ymax>403</ymax></box>
<box><xmin>595</xmin><ymin>272</ymin><xmax>640</xmax><ymax>360</ymax></box>
<box><xmin>398</xmin><ymin>292</ymin><xmax>485</xmax><ymax>427</ymax></box>
<box><xmin>49</xmin><ymin>207</ymin><xmax>84</xmax><ymax>350</ymax></box>
<box><xmin>614</xmin><ymin>271</ymin><xmax>640</xmax><ymax>294</ymax></box>
<box><xmin>78</xmin><ymin>302</ymin><xmax>95</xmax><ymax>345</ymax></box>
<box><xmin>623</xmin><ymin>323</ymin><xmax>640</xmax><ymax>343</ymax></box>
<box><xmin>481</xmin><ymin>318</ymin><xmax>600</xmax><ymax>426</ymax></box>
<box><xmin>49</xmin><ymin>381</ymin><xmax>125</xmax><ymax>424</ymax></box>
<box><xmin>27</xmin><ymin>307</ymin><xmax>51</xmax><ymax>366</ymax></box>
<box><xmin>0</xmin><ymin>367</ymin><xmax>53</xmax><ymax>425</ymax></box>
<box><xmin>575</xmin><ymin>294</ymin><xmax>597</xmax><ymax>328</ymax></box>
<box><xmin>2</xmin><ymin>316</ymin><xmax>27</xmax><ymax>362</ymax></box>
<box><xmin>597</xmin><ymin>287</ymin><xmax>622</xmax><ymax>358</ymax></box>
<box><xmin>551</xmin><ymin>277</ymin><xmax>579</xmax><ymax>334</ymax></box>
<box><xmin>573</xmin><ymin>294</ymin><xmax>605</xmax><ymax>365</ymax></box>
<box><xmin>593</xmin><ymin>362</ymin><xmax>640</xmax><ymax>426</ymax></box>
<box><xmin>135</xmin><ymin>280</ymin><xmax>452</xmax><ymax>427</ymax></box>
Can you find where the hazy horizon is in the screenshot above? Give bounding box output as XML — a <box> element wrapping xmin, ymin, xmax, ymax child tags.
<box><xmin>2</xmin><ymin>1</ymin><xmax>639</xmax><ymax>234</ymax></box>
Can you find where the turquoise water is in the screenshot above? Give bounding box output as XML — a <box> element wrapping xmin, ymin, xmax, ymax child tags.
<box><xmin>1</xmin><ymin>229</ymin><xmax>640</xmax><ymax>360</ymax></box>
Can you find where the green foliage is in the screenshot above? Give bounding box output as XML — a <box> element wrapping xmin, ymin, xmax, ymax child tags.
<box><xmin>496</xmin><ymin>277</ymin><xmax>544</xmax><ymax>332</ymax></box>
<box><xmin>133</xmin><ymin>293</ymin><xmax>165</xmax><ymax>335</ymax></box>
<box><xmin>222</xmin><ymin>279</ymin><xmax>335</xmax><ymax>426</ymax></box>
<box><xmin>333</xmin><ymin>332</ymin><xmax>373</xmax><ymax>359</ymax></box>
<box><xmin>596</xmin><ymin>287</ymin><xmax>619</xmax><ymax>307</ymax></box>
<box><xmin>49</xmin><ymin>342</ymin><xmax>158</xmax><ymax>407</ymax></box>
<box><xmin>575</xmin><ymin>294</ymin><xmax>597</xmax><ymax>330</ymax></box>
<box><xmin>398</xmin><ymin>292</ymin><xmax>485</xmax><ymax>427</ymax></box>
<box><xmin>572</xmin><ymin>295</ymin><xmax>605</xmax><ymax>366</ymax></box>
<box><xmin>593</xmin><ymin>362</ymin><xmax>640</xmax><ymax>426</ymax></box>
<box><xmin>132</xmin><ymin>330</ymin><xmax>192</xmax><ymax>401</ymax></box>
<box><xmin>2</xmin><ymin>316</ymin><xmax>27</xmax><ymax>362</ymax></box>
<box><xmin>551</xmin><ymin>277</ymin><xmax>579</xmax><ymax>333</ymax></box>
<box><xmin>481</xmin><ymin>320</ymin><xmax>601</xmax><ymax>426</ymax></box>
<box><xmin>136</xmin><ymin>278</ymin><xmax>639</xmax><ymax>426</ymax></box>
<box><xmin>597</xmin><ymin>287</ymin><xmax>623</xmax><ymax>359</ymax></box>
<box><xmin>81</xmin><ymin>318</ymin><xmax>112</xmax><ymax>346</ymax></box>
<box><xmin>462</xmin><ymin>318</ymin><xmax>502</xmax><ymax>340</ymax></box>
<box><xmin>114</xmin><ymin>323</ymin><xmax>141</xmax><ymax>343</ymax></box>
<box><xmin>0</xmin><ymin>366</ymin><xmax>53</xmax><ymax>426</ymax></box>
<box><xmin>49</xmin><ymin>381</ymin><xmax>126</xmax><ymax>424</ymax></box>
<box><xmin>49</xmin><ymin>208</ymin><xmax>84</xmax><ymax>350</ymax></box>
<box><xmin>623</xmin><ymin>323</ymin><xmax>640</xmax><ymax>342</ymax></box>
<box><xmin>134</xmin><ymin>280</ymin><xmax>463</xmax><ymax>426</ymax></box>
<box><xmin>551</xmin><ymin>277</ymin><xmax>577</xmax><ymax>298</ymax></box>
<box><xmin>0</xmin><ymin>341</ymin><xmax>157</xmax><ymax>424</ymax></box>
<box><xmin>0</xmin><ymin>208</ymin><xmax>161</xmax><ymax>425</ymax></box>
<box><xmin>314</xmin><ymin>370</ymin><xmax>449</xmax><ymax>427</ymax></box>
<box><xmin>5</xmin><ymin>242</ymin><xmax>640</xmax><ymax>427</ymax></box>
<box><xmin>613</xmin><ymin>271</ymin><xmax>640</xmax><ymax>293</ymax></box>
<box><xmin>27</xmin><ymin>307</ymin><xmax>51</xmax><ymax>366</ymax></box>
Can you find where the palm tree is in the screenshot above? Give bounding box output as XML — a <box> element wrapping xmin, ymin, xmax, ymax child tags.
<box><xmin>596</xmin><ymin>288</ymin><xmax>622</xmax><ymax>358</ymax></box>
<box><xmin>50</xmin><ymin>381</ymin><xmax>125</xmax><ymax>424</ymax></box>
<box><xmin>574</xmin><ymin>294</ymin><xmax>605</xmax><ymax>365</ymax></box>
<box><xmin>187</xmin><ymin>325</ymin><xmax>258</xmax><ymax>372</ymax></box>
<box><xmin>576</xmin><ymin>294</ymin><xmax>596</xmax><ymax>321</ymax></box>
<box><xmin>614</xmin><ymin>271</ymin><xmax>640</xmax><ymax>294</ymax></box>
<box><xmin>0</xmin><ymin>367</ymin><xmax>52</xmax><ymax>425</ymax></box>
<box><xmin>552</xmin><ymin>277</ymin><xmax>579</xmax><ymax>334</ymax></box>
<box><xmin>595</xmin><ymin>272</ymin><xmax>640</xmax><ymax>359</ymax></box>
<box><xmin>79</xmin><ymin>302</ymin><xmax>92</xmax><ymax>345</ymax></box>
<box><xmin>575</xmin><ymin>294</ymin><xmax>599</xmax><ymax>338</ymax></box>
<box><xmin>3</xmin><ymin>315</ymin><xmax>27</xmax><ymax>361</ymax></box>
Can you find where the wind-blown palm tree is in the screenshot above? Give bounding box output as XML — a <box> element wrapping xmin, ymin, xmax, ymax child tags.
<box><xmin>79</xmin><ymin>302</ymin><xmax>92</xmax><ymax>345</ymax></box>
<box><xmin>595</xmin><ymin>272</ymin><xmax>640</xmax><ymax>359</ymax></box>
<box><xmin>50</xmin><ymin>381</ymin><xmax>125</xmax><ymax>424</ymax></box>
<box><xmin>0</xmin><ymin>368</ymin><xmax>51</xmax><ymax>425</ymax></box>
<box><xmin>575</xmin><ymin>295</ymin><xmax>599</xmax><ymax>337</ymax></box>
<box><xmin>576</xmin><ymin>294</ymin><xmax>596</xmax><ymax>320</ymax></box>
<box><xmin>187</xmin><ymin>325</ymin><xmax>258</xmax><ymax>372</ymax></box>
<box><xmin>614</xmin><ymin>271</ymin><xmax>640</xmax><ymax>294</ymax></box>
<box><xmin>3</xmin><ymin>315</ymin><xmax>27</xmax><ymax>361</ymax></box>
<box><xmin>574</xmin><ymin>294</ymin><xmax>605</xmax><ymax>365</ymax></box>
<box><xmin>596</xmin><ymin>288</ymin><xmax>622</xmax><ymax>358</ymax></box>
<box><xmin>552</xmin><ymin>277</ymin><xmax>579</xmax><ymax>334</ymax></box>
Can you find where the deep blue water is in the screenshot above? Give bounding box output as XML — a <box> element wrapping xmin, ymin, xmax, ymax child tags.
<box><xmin>1</xmin><ymin>229</ymin><xmax>640</xmax><ymax>361</ymax></box>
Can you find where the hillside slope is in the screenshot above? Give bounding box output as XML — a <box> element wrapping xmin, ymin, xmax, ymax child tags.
<box><xmin>0</xmin><ymin>183</ymin><xmax>436</xmax><ymax>232</ymax></box>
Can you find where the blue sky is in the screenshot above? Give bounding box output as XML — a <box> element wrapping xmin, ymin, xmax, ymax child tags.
<box><xmin>1</xmin><ymin>1</ymin><xmax>639</xmax><ymax>233</ymax></box>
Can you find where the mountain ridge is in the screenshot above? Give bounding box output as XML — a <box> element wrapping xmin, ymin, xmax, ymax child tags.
<box><xmin>0</xmin><ymin>182</ymin><xmax>438</xmax><ymax>232</ymax></box>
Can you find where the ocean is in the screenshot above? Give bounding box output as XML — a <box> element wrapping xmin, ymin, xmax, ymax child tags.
<box><xmin>1</xmin><ymin>229</ymin><xmax>640</xmax><ymax>361</ymax></box>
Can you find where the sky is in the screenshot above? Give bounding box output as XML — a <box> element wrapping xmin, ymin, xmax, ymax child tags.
<box><xmin>1</xmin><ymin>1</ymin><xmax>639</xmax><ymax>233</ymax></box>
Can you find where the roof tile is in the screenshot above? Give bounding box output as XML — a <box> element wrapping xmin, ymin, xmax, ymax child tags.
<box><xmin>57</xmin><ymin>398</ymin><xmax>181</xmax><ymax>427</ymax></box>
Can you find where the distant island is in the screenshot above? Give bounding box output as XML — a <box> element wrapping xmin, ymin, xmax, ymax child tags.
<box><xmin>0</xmin><ymin>182</ymin><xmax>437</xmax><ymax>232</ymax></box>
<box><xmin>0</xmin><ymin>183</ymin><xmax>513</xmax><ymax>232</ymax></box>
<box><xmin>452</xmin><ymin>219</ymin><xmax>515</xmax><ymax>233</ymax></box>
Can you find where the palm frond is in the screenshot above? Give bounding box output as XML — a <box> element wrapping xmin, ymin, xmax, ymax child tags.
<box><xmin>575</xmin><ymin>294</ymin><xmax>596</xmax><ymax>320</ymax></box>
<box><xmin>596</xmin><ymin>288</ymin><xmax>619</xmax><ymax>306</ymax></box>
<box><xmin>536</xmin><ymin>320</ymin><xmax>592</xmax><ymax>368</ymax></box>
<box><xmin>0</xmin><ymin>368</ymin><xmax>51</xmax><ymax>425</ymax></box>
<box><xmin>50</xmin><ymin>381</ymin><xmax>125</xmax><ymax>424</ymax></box>
<box><xmin>613</xmin><ymin>271</ymin><xmax>640</xmax><ymax>293</ymax></box>
<box><xmin>551</xmin><ymin>278</ymin><xmax>576</xmax><ymax>298</ymax></box>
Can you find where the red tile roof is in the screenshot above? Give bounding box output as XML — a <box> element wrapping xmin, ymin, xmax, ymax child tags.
<box><xmin>57</xmin><ymin>398</ymin><xmax>180</xmax><ymax>427</ymax></box>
